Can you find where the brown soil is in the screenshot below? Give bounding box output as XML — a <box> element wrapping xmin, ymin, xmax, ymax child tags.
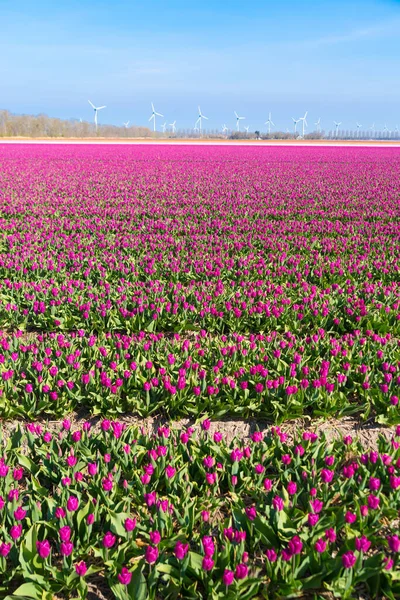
<box><xmin>1</xmin><ymin>411</ymin><xmax>393</xmax><ymax>451</ymax></box>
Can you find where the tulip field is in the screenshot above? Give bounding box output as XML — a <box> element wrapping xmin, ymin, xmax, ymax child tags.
<box><xmin>0</xmin><ymin>145</ymin><xmax>399</xmax><ymax>423</ymax></box>
<box><xmin>0</xmin><ymin>143</ymin><xmax>400</xmax><ymax>598</ymax></box>
<box><xmin>0</xmin><ymin>420</ymin><xmax>400</xmax><ymax>599</ymax></box>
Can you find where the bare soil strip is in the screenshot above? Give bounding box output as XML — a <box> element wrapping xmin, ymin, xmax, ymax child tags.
<box><xmin>0</xmin><ymin>412</ymin><xmax>393</xmax><ymax>451</ymax></box>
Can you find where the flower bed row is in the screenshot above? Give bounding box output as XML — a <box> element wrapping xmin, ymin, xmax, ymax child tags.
<box><xmin>0</xmin><ymin>326</ymin><xmax>399</xmax><ymax>423</ymax></box>
<box><xmin>0</xmin><ymin>420</ymin><xmax>399</xmax><ymax>599</ymax></box>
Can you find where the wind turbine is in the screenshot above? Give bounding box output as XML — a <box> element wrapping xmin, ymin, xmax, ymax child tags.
<box><xmin>383</xmin><ymin>124</ymin><xmax>389</xmax><ymax>136</ymax></box>
<box><xmin>123</xmin><ymin>121</ymin><xmax>130</xmax><ymax>129</ymax></box>
<box><xmin>334</xmin><ymin>121</ymin><xmax>341</xmax><ymax>137</ymax></box>
<box><xmin>356</xmin><ymin>122</ymin><xmax>362</xmax><ymax>138</ymax></box>
<box><xmin>169</xmin><ymin>120</ymin><xmax>176</xmax><ymax>133</ymax></box>
<box><xmin>222</xmin><ymin>124</ymin><xmax>228</xmax><ymax>134</ymax></box>
<box><xmin>244</xmin><ymin>125</ymin><xmax>249</xmax><ymax>134</ymax></box>
<box><xmin>195</xmin><ymin>106</ymin><xmax>208</xmax><ymax>136</ymax></box>
<box><xmin>265</xmin><ymin>112</ymin><xmax>275</xmax><ymax>134</ymax></box>
<box><xmin>234</xmin><ymin>111</ymin><xmax>245</xmax><ymax>132</ymax></box>
<box><xmin>149</xmin><ymin>102</ymin><xmax>164</xmax><ymax>132</ymax></box>
<box><xmin>162</xmin><ymin>122</ymin><xmax>167</xmax><ymax>133</ymax></box>
<box><xmin>298</xmin><ymin>111</ymin><xmax>308</xmax><ymax>138</ymax></box>
<box><xmin>292</xmin><ymin>117</ymin><xmax>299</xmax><ymax>135</ymax></box>
<box><xmin>88</xmin><ymin>100</ymin><xmax>106</xmax><ymax>131</ymax></box>
<box><xmin>314</xmin><ymin>117</ymin><xmax>321</xmax><ymax>134</ymax></box>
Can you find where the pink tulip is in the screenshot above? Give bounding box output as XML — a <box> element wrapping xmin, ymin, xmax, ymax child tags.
<box><xmin>235</xmin><ymin>563</ymin><xmax>248</xmax><ymax>579</ymax></box>
<box><xmin>60</xmin><ymin>541</ymin><xmax>74</xmax><ymax>556</ymax></box>
<box><xmin>118</xmin><ymin>566</ymin><xmax>132</xmax><ymax>585</ymax></box>
<box><xmin>66</xmin><ymin>496</ymin><xmax>79</xmax><ymax>512</ymax></box>
<box><xmin>0</xmin><ymin>542</ymin><xmax>11</xmax><ymax>557</ymax></box>
<box><xmin>315</xmin><ymin>538</ymin><xmax>327</xmax><ymax>553</ymax></box>
<box><xmin>202</xmin><ymin>556</ymin><xmax>214</xmax><ymax>571</ymax></box>
<box><xmin>10</xmin><ymin>524</ymin><xmax>22</xmax><ymax>540</ymax></box>
<box><xmin>59</xmin><ymin>525</ymin><xmax>71</xmax><ymax>542</ymax></box>
<box><xmin>149</xmin><ymin>530</ymin><xmax>161</xmax><ymax>545</ymax></box>
<box><xmin>174</xmin><ymin>540</ymin><xmax>189</xmax><ymax>560</ymax></box>
<box><xmin>14</xmin><ymin>507</ymin><xmax>26</xmax><ymax>521</ymax></box>
<box><xmin>102</xmin><ymin>531</ymin><xmax>116</xmax><ymax>548</ymax></box>
<box><xmin>125</xmin><ymin>518</ymin><xmax>136</xmax><ymax>532</ymax></box>
<box><xmin>36</xmin><ymin>540</ymin><xmax>51</xmax><ymax>559</ymax></box>
<box><xmin>145</xmin><ymin>545</ymin><xmax>159</xmax><ymax>564</ymax></box>
<box><xmin>265</xmin><ymin>548</ymin><xmax>277</xmax><ymax>562</ymax></box>
<box><xmin>342</xmin><ymin>551</ymin><xmax>356</xmax><ymax>569</ymax></box>
<box><xmin>75</xmin><ymin>561</ymin><xmax>88</xmax><ymax>576</ymax></box>
<box><xmin>222</xmin><ymin>569</ymin><xmax>234</xmax><ymax>586</ymax></box>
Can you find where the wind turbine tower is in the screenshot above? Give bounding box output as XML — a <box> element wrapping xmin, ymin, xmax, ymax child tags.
<box><xmin>88</xmin><ymin>100</ymin><xmax>106</xmax><ymax>131</ymax></box>
<box><xmin>265</xmin><ymin>112</ymin><xmax>275</xmax><ymax>134</ymax></box>
<box><xmin>195</xmin><ymin>106</ymin><xmax>208</xmax><ymax>136</ymax></box>
<box><xmin>234</xmin><ymin>111</ymin><xmax>245</xmax><ymax>132</ymax></box>
<box><xmin>149</xmin><ymin>103</ymin><xmax>164</xmax><ymax>132</ymax></box>
<box><xmin>298</xmin><ymin>111</ymin><xmax>308</xmax><ymax>138</ymax></box>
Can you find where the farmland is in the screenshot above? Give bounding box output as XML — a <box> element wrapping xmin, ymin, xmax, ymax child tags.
<box><xmin>0</xmin><ymin>145</ymin><xmax>399</xmax><ymax>423</ymax></box>
<box><xmin>0</xmin><ymin>144</ymin><xmax>400</xmax><ymax>598</ymax></box>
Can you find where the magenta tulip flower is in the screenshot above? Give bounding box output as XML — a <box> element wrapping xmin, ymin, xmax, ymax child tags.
<box><xmin>118</xmin><ymin>566</ymin><xmax>132</xmax><ymax>585</ymax></box>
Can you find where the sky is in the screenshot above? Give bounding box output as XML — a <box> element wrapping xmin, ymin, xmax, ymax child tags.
<box><xmin>1</xmin><ymin>0</ymin><xmax>400</xmax><ymax>132</ymax></box>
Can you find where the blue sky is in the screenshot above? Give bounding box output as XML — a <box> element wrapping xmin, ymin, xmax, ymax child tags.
<box><xmin>1</xmin><ymin>0</ymin><xmax>400</xmax><ymax>132</ymax></box>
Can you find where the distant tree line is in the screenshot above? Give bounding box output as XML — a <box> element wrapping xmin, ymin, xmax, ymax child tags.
<box><xmin>0</xmin><ymin>110</ymin><xmax>153</xmax><ymax>138</ymax></box>
<box><xmin>0</xmin><ymin>110</ymin><xmax>399</xmax><ymax>140</ymax></box>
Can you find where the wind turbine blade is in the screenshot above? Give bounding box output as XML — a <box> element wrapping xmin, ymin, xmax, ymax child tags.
<box><xmin>271</xmin><ymin>121</ymin><xmax>275</xmax><ymax>126</ymax></box>
<box><xmin>97</xmin><ymin>106</ymin><xmax>106</xmax><ymax>110</ymax></box>
<box><xmin>234</xmin><ymin>111</ymin><xmax>239</xmax><ymax>118</ymax></box>
<box><xmin>151</xmin><ymin>103</ymin><xmax>155</xmax><ymax>112</ymax></box>
<box><xmin>203</xmin><ymin>115</ymin><xmax>208</xmax><ymax>120</ymax></box>
<box><xmin>149</xmin><ymin>115</ymin><xmax>154</xmax><ymax>122</ymax></box>
<box><xmin>88</xmin><ymin>100</ymin><xmax>95</xmax><ymax>109</ymax></box>
<box><xmin>155</xmin><ymin>112</ymin><xmax>163</xmax><ymax>117</ymax></box>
